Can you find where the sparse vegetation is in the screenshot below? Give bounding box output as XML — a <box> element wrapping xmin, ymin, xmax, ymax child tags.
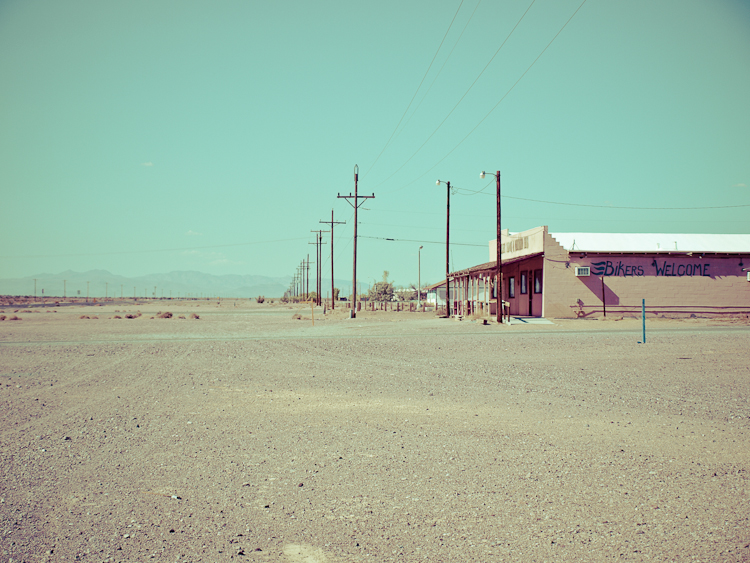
<box><xmin>190</xmin><ymin>313</ymin><xmax>199</xmax><ymax>320</ymax></box>
<box><xmin>178</xmin><ymin>315</ymin><xmax>186</xmax><ymax>319</ymax></box>
<box><xmin>113</xmin><ymin>315</ymin><xmax>122</xmax><ymax>319</ymax></box>
<box><xmin>0</xmin><ymin>315</ymin><xmax>6</xmax><ymax>321</ymax></box>
<box><xmin>8</xmin><ymin>315</ymin><xmax>21</xmax><ymax>321</ymax></box>
<box><xmin>157</xmin><ymin>312</ymin><xmax>172</xmax><ymax>319</ymax></box>
<box><xmin>79</xmin><ymin>315</ymin><xmax>89</xmax><ymax>319</ymax></box>
<box><xmin>256</xmin><ymin>296</ymin><xmax>265</xmax><ymax>303</ymax></box>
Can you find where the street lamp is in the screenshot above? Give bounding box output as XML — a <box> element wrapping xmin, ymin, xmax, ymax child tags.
<box><xmin>480</xmin><ymin>170</ymin><xmax>502</xmax><ymax>324</ymax></box>
<box><xmin>436</xmin><ymin>179</ymin><xmax>452</xmax><ymax>317</ymax></box>
<box><xmin>418</xmin><ymin>245</ymin><xmax>423</xmax><ymax>309</ymax></box>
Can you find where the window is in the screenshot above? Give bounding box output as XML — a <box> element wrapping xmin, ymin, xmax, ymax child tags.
<box><xmin>491</xmin><ymin>277</ymin><xmax>496</xmax><ymax>299</ymax></box>
<box><xmin>508</xmin><ymin>276</ymin><xmax>515</xmax><ymax>298</ymax></box>
<box><xmin>520</xmin><ymin>272</ymin><xmax>527</xmax><ymax>294</ymax></box>
<box><xmin>534</xmin><ymin>269</ymin><xmax>543</xmax><ymax>294</ymax></box>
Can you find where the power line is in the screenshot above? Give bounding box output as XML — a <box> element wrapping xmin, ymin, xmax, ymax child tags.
<box><xmin>1</xmin><ymin>237</ymin><xmax>310</xmax><ymax>259</ymax></box>
<box><xmin>360</xmin><ymin>235</ymin><xmax>486</xmax><ymax>247</ymax></box>
<box><xmin>390</xmin><ymin>0</ymin><xmax>588</xmax><ymax>193</ymax></box>
<box><xmin>363</xmin><ymin>0</ymin><xmax>465</xmax><ymax>180</ymax></box>
<box><xmin>452</xmin><ymin>186</ymin><xmax>750</xmax><ymax>210</ymax></box>
<box><xmin>376</xmin><ymin>0</ymin><xmax>538</xmax><ymax>192</ymax></box>
<box><xmin>396</xmin><ymin>0</ymin><xmax>484</xmax><ymax>139</ymax></box>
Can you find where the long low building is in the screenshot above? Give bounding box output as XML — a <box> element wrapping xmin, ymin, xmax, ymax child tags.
<box><xmin>448</xmin><ymin>226</ymin><xmax>750</xmax><ymax>319</ymax></box>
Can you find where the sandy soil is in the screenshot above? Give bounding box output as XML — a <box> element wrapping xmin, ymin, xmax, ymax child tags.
<box><xmin>1</xmin><ymin>300</ymin><xmax>749</xmax><ymax>562</ymax></box>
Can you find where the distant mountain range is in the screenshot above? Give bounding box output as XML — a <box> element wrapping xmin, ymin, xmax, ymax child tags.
<box><xmin>0</xmin><ymin>270</ymin><xmax>362</xmax><ymax>299</ymax></box>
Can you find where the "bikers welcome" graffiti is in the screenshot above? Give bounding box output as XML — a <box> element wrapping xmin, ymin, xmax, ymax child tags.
<box><xmin>591</xmin><ymin>260</ymin><xmax>711</xmax><ymax>277</ymax></box>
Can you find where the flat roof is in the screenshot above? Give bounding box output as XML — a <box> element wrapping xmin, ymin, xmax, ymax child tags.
<box><xmin>550</xmin><ymin>233</ymin><xmax>750</xmax><ymax>253</ymax></box>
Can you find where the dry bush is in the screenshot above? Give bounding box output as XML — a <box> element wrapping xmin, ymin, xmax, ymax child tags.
<box><xmin>79</xmin><ymin>315</ymin><xmax>89</xmax><ymax>319</ymax></box>
<box><xmin>190</xmin><ymin>313</ymin><xmax>199</xmax><ymax>319</ymax></box>
<box><xmin>0</xmin><ymin>315</ymin><xmax>6</xmax><ymax>321</ymax></box>
<box><xmin>8</xmin><ymin>315</ymin><xmax>21</xmax><ymax>321</ymax></box>
<box><xmin>14</xmin><ymin>309</ymin><xmax>19</xmax><ymax>313</ymax></box>
<box><xmin>125</xmin><ymin>314</ymin><xmax>135</xmax><ymax>319</ymax></box>
<box><xmin>256</xmin><ymin>296</ymin><xmax>265</xmax><ymax>303</ymax></box>
<box><xmin>157</xmin><ymin>312</ymin><xmax>172</xmax><ymax>319</ymax></box>
<box><xmin>178</xmin><ymin>315</ymin><xmax>186</xmax><ymax>319</ymax></box>
<box><xmin>21</xmin><ymin>309</ymin><xmax>32</xmax><ymax>313</ymax></box>
<box><xmin>113</xmin><ymin>315</ymin><xmax>122</xmax><ymax>319</ymax></box>
<box><xmin>91</xmin><ymin>316</ymin><xmax>98</xmax><ymax>319</ymax></box>
<box><xmin>292</xmin><ymin>313</ymin><xmax>302</xmax><ymax>320</ymax></box>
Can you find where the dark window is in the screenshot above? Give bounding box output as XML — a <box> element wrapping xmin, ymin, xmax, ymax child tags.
<box><xmin>534</xmin><ymin>269</ymin><xmax>543</xmax><ymax>294</ymax></box>
<box><xmin>508</xmin><ymin>276</ymin><xmax>515</xmax><ymax>298</ymax></box>
<box><xmin>520</xmin><ymin>272</ymin><xmax>528</xmax><ymax>294</ymax></box>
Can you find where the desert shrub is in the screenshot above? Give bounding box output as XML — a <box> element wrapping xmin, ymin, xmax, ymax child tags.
<box><xmin>91</xmin><ymin>316</ymin><xmax>98</xmax><ymax>319</ymax></box>
<box><xmin>178</xmin><ymin>315</ymin><xmax>186</xmax><ymax>319</ymax></box>
<box><xmin>256</xmin><ymin>295</ymin><xmax>265</xmax><ymax>303</ymax></box>
<box><xmin>157</xmin><ymin>312</ymin><xmax>172</xmax><ymax>319</ymax></box>
<box><xmin>113</xmin><ymin>315</ymin><xmax>122</xmax><ymax>319</ymax></box>
<box><xmin>136</xmin><ymin>311</ymin><xmax>142</xmax><ymax>318</ymax></box>
<box><xmin>0</xmin><ymin>315</ymin><xmax>6</xmax><ymax>321</ymax></box>
<box><xmin>9</xmin><ymin>315</ymin><xmax>21</xmax><ymax>321</ymax></box>
<box><xmin>125</xmin><ymin>314</ymin><xmax>135</xmax><ymax>319</ymax></box>
<box><xmin>190</xmin><ymin>313</ymin><xmax>199</xmax><ymax>319</ymax></box>
<box><xmin>292</xmin><ymin>313</ymin><xmax>302</xmax><ymax>320</ymax></box>
<box><xmin>79</xmin><ymin>315</ymin><xmax>89</xmax><ymax>319</ymax></box>
<box><xmin>21</xmin><ymin>309</ymin><xmax>32</xmax><ymax>313</ymax></box>
<box><xmin>14</xmin><ymin>309</ymin><xmax>19</xmax><ymax>313</ymax></box>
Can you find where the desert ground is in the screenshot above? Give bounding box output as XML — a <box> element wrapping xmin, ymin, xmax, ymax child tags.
<box><xmin>1</xmin><ymin>299</ymin><xmax>748</xmax><ymax>562</ymax></box>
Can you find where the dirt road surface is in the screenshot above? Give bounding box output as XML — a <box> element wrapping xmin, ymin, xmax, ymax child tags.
<box><xmin>1</xmin><ymin>301</ymin><xmax>748</xmax><ymax>562</ymax></box>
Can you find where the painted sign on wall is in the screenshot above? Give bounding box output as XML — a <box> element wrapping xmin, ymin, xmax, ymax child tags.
<box><xmin>590</xmin><ymin>259</ymin><xmax>713</xmax><ymax>277</ymax></box>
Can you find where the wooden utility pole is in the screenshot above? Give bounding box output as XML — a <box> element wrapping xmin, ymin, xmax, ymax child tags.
<box><xmin>320</xmin><ymin>210</ymin><xmax>345</xmax><ymax>309</ymax></box>
<box><xmin>338</xmin><ymin>164</ymin><xmax>374</xmax><ymax>318</ymax></box>
<box><xmin>310</xmin><ymin>230</ymin><xmax>328</xmax><ymax>306</ymax></box>
<box><xmin>437</xmin><ymin>179</ymin><xmax>451</xmax><ymax>317</ymax></box>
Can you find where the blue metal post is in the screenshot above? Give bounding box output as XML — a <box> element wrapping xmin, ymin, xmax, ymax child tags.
<box><xmin>642</xmin><ymin>299</ymin><xmax>646</xmax><ymax>343</ymax></box>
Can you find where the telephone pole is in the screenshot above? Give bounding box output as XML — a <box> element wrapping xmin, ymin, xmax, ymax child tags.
<box><xmin>33</xmin><ymin>279</ymin><xmax>37</xmax><ymax>301</ymax></box>
<box><xmin>437</xmin><ymin>179</ymin><xmax>452</xmax><ymax>317</ymax></box>
<box><xmin>63</xmin><ymin>279</ymin><xmax>67</xmax><ymax>299</ymax></box>
<box><xmin>310</xmin><ymin>230</ymin><xmax>328</xmax><ymax>306</ymax></box>
<box><xmin>338</xmin><ymin>164</ymin><xmax>374</xmax><ymax>318</ymax></box>
<box><xmin>320</xmin><ymin>210</ymin><xmax>345</xmax><ymax>309</ymax></box>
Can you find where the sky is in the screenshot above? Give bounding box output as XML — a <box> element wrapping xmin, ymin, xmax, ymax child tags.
<box><xmin>1</xmin><ymin>0</ymin><xmax>749</xmax><ymax>291</ymax></box>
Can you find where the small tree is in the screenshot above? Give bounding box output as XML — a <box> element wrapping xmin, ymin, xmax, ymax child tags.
<box><xmin>367</xmin><ymin>271</ymin><xmax>395</xmax><ymax>302</ymax></box>
<box><xmin>333</xmin><ymin>287</ymin><xmax>340</xmax><ymax>301</ymax></box>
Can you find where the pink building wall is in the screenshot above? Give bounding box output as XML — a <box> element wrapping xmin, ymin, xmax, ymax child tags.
<box><xmin>543</xmin><ymin>232</ymin><xmax>750</xmax><ymax>318</ymax></box>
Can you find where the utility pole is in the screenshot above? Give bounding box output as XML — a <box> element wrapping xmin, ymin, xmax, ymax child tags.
<box><xmin>63</xmin><ymin>279</ymin><xmax>67</xmax><ymax>299</ymax></box>
<box><xmin>481</xmin><ymin>171</ymin><xmax>503</xmax><ymax>323</ymax></box>
<box><xmin>306</xmin><ymin>256</ymin><xmax>310</xmax><ymax>301</ymax></box>
<box><xmin>338</xmin><ymin>164</ymin><xmax>374</xmax><ymax>318</ymax></box>
<box><xmin>437</xmin><ymin>179</ymin><xmax>452</xmax><ymax>317</ymax></box>
<box><xmin>33</xmin><ymin>279</ymin><xmax>37</xmax><ymax>301</ymax></box>
<box><xmin>105</xmin><ymin>282</ymin><xmax>108</xmax><ymax>299</ymax></box>
<box><xmin>310</xmin><ymin>230</ymin><xmax>328</xmax><ymax>306</ymax></box>
<box><xmin>320</xmin><ymin>210</ymin><xmax>345</xmax><ymax>309</ymax></box>
<box><xmin>121</xmin><ymin>284</ymin><xmax>124</xmax><ymax>299</ymax></box>
<box><xmin>87</xmin><ymin>281</ymin><xmax>90</xmax><ymax>303</ymax></box>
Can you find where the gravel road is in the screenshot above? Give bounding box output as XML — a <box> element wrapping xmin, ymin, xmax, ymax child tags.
<box><xmin>1</xmin><ymin>301</ymin><xmax>748</xmax><ymax>562</ymax></box>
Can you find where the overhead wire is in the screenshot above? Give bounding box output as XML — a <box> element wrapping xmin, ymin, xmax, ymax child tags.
<box><xmin>390</xmin><ymin>0</ymin><xmax>588</xmax><ymax>193</ymax></box>
<box><xmin>375</xmin><ymin>0</ymin><xmax>538</xmax><ymax>192</ymax></box>
<box><xmin>362</xmin><ymin>0</ymin><xmax>465</xmax><ymax>180</ymax></box>
<box><xmin>395</xmin><ymin>0</ymin><xmax>483</xmax><ymax>140</ymax></box>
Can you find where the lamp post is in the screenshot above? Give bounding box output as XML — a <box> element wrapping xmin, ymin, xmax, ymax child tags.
<box><xmin>480</xmin><ymin>170</ymin><xmax>502</xmax><ymax>324</ymax></box>
<box><xmin>418</xmin><ymin>245</ymin><xmax>423</xmax><ymax>308</ymax></box>
<box><xmin>436</xmin><ymin>180</ymin><xmax>451</xmax><ymax>317</ymax></box>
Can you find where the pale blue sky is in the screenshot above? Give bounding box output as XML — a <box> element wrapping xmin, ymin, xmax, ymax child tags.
<box><xmin>1</xmin><ymin>0</ymin><xmax>748</xmax><ymax>289</ymax></box>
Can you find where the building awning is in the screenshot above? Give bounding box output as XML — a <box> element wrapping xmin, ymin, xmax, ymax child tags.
<box><xmin>449</xmin><ymin>252</ymin><xmax>544</xmax><ymax>278</ymax></box>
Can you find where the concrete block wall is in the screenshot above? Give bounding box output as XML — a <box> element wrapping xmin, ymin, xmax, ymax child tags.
<box><xmin>543</xmin><ymin>232</ymin><xmax>750</xmax><ymax>318</ymax></box>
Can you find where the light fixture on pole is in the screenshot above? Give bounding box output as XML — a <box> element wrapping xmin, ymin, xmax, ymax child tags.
<box><xmin>418</xmin><ymin>245</ymin><xmax>423</xmax><ymax>309</ymax></box>
<box><xmin>480</xmin><ymin>170</ymin><xmax>503</xmax><ymax>323</ymax></box>
<box><xmin>436</xmin><ymin>179</ymin><xmax>452</xmax><ymax>317</ymax></box>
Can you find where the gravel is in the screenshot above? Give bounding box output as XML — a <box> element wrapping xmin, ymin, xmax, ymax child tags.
<box><xmin>1</xmin><ymin>301</ymin><xmax>748</xmax><ymax>562</ymax></box>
